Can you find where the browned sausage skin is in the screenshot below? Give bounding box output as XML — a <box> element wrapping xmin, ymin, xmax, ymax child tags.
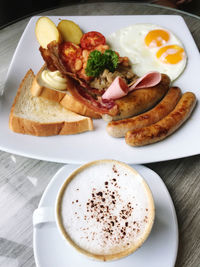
<box><xmin>107</xmin><ymin>87</ymin><xmax>181</xmax><ymax>137</ymax></box>
<box><xmin>125</xmin><ymin>92</ymin><xmax>196</xmax><ymax>146</ymax></box>
<box><xmin>109</xmin><ymin>74</ymin><xmax>171</xmax><ymax>121</ymax></box>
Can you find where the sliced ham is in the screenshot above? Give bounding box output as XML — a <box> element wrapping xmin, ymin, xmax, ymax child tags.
<box><xmin>102</xmin><ymin>72</ymin><xmax>162</xmax><ymax>100</ymax></box>
<box><xmin>40</xmin><ymin>41</ymin><xmax>162</xmax><ymax>111</ymax></box>
<box><xmin>102</xmin><ymin>76</ymin><xmax>129</xmax><ymax>100</ymax></box>
<box><xmin>129</xmin><ymin>71</ymin><xmax>161</xmax><ymax>91</ymax></box>
<box><xmin>40</xmin><ymin>41</ymin><xmax>118</xmax><ymax>115</ymax></box>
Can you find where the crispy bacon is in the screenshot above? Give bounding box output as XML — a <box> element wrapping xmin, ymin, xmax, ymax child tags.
<box><xmin>65</xmin><ymin>76</ymin><xmax>118</xmax><ymax>116</ymax></box>
<box><xmin>40</xmin><ymin>41</ymin><xmax>86</xmax><ymax>87</ymax></box>
<box><xmin>48</xmin><ymin>41</ymin><xmax>92</xmax><ymax>88</ymax></box>
<box><xmin>39</xmin><ymin>41</ymin><xmax>118</xmax><ymax>115</ymax></box>
<box><xmin>39</xmin><ymin>46</ymin><xmax>57</xmax><ymax>72</ymax></box>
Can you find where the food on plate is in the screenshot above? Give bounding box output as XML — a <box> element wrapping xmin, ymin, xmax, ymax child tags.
<box><xmin>37</xmin><ymin>18</ymin><xmax>170</xmax><ymax>120</ymax></box>
<box><xmin>57</xmin><ymin>19</ymin><xmax>83</xmax><ymax>44</ymax></box>
<box><xmin>80</xmin><ymin>31</ymin><xmax>106</xmax><ymax>50</ymax></box>
<box><xmin>10</xmin><ymin>16</ymin><xmax>195</xmax><ymax>145</ymax></box>
<box><xmin>107</xmin><ymin>74</ymin><xmax>170</xmax><ymax>121</ymax></box>
<box><xmin>9</xmin><ymin>70</ymin><xmax>93</xmax><ymax>136</ymax></box>
<box><xmin>39</xmin><ymin>42</ymin><xmax>117</xmax><ymax>116</ymax></box>
<box><xmin>125</xmin><ymin>92</ymin><xmax>196</xmax><ymax>146</ymax></box>
<box><xmin>31</xmin><ymin>65</ymin><xmax>101</xmax><ymax>118</ymax></box>
<box><xmin>35</xmin><ymin>17</ymin><xmax>62</xmax><ymax>49</ymax></box>
<box><xmin>35</xmin><ymin>64</ymin><xmax>170</xmax><ymax>120</ymax></box>
<box><xmin>38</xmin><ymin>40</ymin><xmax>136</xmax><ymax>117</ymax></box>
<box><xmin>107</xmin><ymin>24</ymin><xmax>187</xmax><ymax>81</ymax></box>
<box><xmin>107</xmin><ymin>86</ymin><xmax>181</xmax><ymax>137</ymax></box>
<box><xmin>102</xmin><ymin>71</ymin><xmax>162</xmax><ymax>100</ymax></box>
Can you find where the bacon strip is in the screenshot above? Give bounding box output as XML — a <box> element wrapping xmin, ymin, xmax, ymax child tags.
<box><xmin>40</xmin><ymin>41</ymin><xmax>118</xmax><ymax>115</ymax></box>
<box><xmin>66</xmin><ymin>79</ymin><xmax>118</xmax><ymax>115</ymax></box>
<box><xmin>39</xmin><ymin>46</ymin><xmax>57</xmax><ymax>72</ymax></box>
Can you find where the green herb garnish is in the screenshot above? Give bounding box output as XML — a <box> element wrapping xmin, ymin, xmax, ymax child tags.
<box><xmin>85</xmin><ymin>49</ymin><xmax>119</xmax><ymax>77</ymax></box>
<box><xmin>104</xmin><ymin>49</ymin><xmax>119</xmax><ymax>71</ymax></box>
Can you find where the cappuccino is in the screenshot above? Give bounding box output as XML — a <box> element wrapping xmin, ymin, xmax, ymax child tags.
<box><xmin>57</xmin><ymin>160</ymin><xmax>154</xmax><ymax>261</ymax></box>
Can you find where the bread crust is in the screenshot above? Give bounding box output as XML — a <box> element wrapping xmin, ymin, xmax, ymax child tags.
<box><xmin>9</xmin><ymin>69</ymin><xmax>93</xmax><ymax>136</ymax></box>
<box><xmin>32</xmin><ymin>65</ymin><xmax>101</xmax><ymax>119</ymax></box>
<box><xmin>10</xmin><ymin>115</ymin><xmax>93</xmax><ymax>136</ymax></box>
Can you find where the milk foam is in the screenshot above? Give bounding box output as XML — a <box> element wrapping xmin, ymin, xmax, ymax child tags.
<box><xmin>60</xmin><ymin>161</ymin><xmax>153</xmax><ymax>255</ymax></box>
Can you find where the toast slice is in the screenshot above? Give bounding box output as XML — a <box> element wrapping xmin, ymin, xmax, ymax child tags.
<box><xmin>31</xmin><ymin>65</ymin><xmax>101</xmax><ymax>119</ymax></box>
<box><xmin>9</xmin><ymin>69</ymin><xmax>93</xmax><ymax>136</ymax></box>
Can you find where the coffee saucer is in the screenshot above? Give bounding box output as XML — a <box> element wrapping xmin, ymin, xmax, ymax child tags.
<box><xmin>33</xmin><ymin>164</ymin><xmax>178</xmax><ymax>267</ymax></box>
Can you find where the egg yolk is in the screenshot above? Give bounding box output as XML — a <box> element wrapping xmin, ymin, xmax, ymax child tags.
<box><xmin>156</xmin><ymin>45</ymin><xmax>185</xmax><ymax>64</ymax></box>
<box><xmin>145</xmin><ymin>29</ymin><xmax>170</xmax><ymax>48</ymax></box>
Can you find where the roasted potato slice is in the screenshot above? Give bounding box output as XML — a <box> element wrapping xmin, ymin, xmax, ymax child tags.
<box><xmin>57</xmin><ymin>20</ymin><xmax>83</xmax><ymax>44</ymax></box>
<box><xmin>35</xmin><ymin>17</ymin><xmax>62</xmax><ymax>48</ymax></box>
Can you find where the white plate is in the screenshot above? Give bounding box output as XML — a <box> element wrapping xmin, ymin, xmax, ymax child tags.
<box><xmin>1</xmin><ymin>15</ymin><xmax>200</xmax><ymax>164</ymax></box>
<box><xmin>33</xmin><ymin>164</ymin><xmax>178</xmax><ymax>267</ymax></box>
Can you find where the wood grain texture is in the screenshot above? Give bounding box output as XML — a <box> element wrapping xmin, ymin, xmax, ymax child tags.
<box><xmin>0</xmin><ymin>2</ymin><xmax>200</xmax><ymax>267</ymax></box>
<box><xmin>146</xmin><ymin>155</ymin><xmax>200</xmax><ymax>267</ymax></box>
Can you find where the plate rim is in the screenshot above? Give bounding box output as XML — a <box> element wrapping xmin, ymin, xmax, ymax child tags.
<box><xmin>1</xmin><ymin>14</ymin><xmax>199</xmax><ymax>164</ymax></box>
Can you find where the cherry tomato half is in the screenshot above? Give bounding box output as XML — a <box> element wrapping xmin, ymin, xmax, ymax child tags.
<box><xmin>59</xmin><ymin>42</ymin><xmax>82</xmax><ymax>72</ymax></box>
<box><xmin>80</xmin><ymin>31</ymin><xmax>106</xmax><ymax>50</ymax></box>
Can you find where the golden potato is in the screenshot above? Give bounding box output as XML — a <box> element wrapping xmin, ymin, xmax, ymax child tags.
<box><xmin>35</xmin><ymin>17</ymin><xmax>62</xmax><ymax>48</ymax></box>
<box><xmin>57</xmin><ymin>20</ymin><xmax>83</xmax><ymax>44</ymax></box>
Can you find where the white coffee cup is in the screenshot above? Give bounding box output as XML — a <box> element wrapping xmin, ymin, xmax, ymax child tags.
<box><xmin>33</xmin><ymin>159</ymin><xmax>155</xmax><ymax>261</ymax></box>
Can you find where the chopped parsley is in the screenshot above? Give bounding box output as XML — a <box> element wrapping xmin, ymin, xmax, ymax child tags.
<box><xmin>85</xmin><ymin>49</ymin><xmax>119</xmax><ymax>77</ymax></box>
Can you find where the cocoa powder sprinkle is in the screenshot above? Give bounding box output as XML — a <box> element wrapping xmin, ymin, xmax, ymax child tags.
<box><xmin>96</xmin><ymin>191</ymin><xmax>103</xmax><ymax>197</ymax></box>
<box><xmin>79</xmin><ymin>173</ymin><xmax>145</xmax><ymax>246</ymax></box>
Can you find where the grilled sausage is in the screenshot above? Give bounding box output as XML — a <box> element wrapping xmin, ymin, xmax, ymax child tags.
<box><xmin>125</xmin><ymin>92</ymin><xmax>196</xmax><ymax>146</ymax></box>
<box><xmin>107</xmin><ymin>87</ymin><xmax>181</xmax><ymax>137</ymax></box>
<box><xmin>109</xmin><ymin>73</ymin><xmax>170</xmax><ymax>121</ymax></box>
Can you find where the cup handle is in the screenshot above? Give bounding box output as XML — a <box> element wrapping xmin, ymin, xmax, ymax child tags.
<box><xmin>33</xmin><ymin>207</ymin><xmax>55</xmax><ymax>227</ymax></box>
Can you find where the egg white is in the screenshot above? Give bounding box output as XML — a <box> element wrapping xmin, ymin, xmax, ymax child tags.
<box><xmin>107</xmin><ymin>24</ymin><xmax>187</xmax><ymax>81</ymax></box>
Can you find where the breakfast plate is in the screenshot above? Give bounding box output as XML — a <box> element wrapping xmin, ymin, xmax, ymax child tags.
<box><xmin>1</xmin><ymin>15</ymin><xmax>200</xmax><ymax>164</ymax></box>
<box><xmin>33</xmin><ymin>164</ymin><xmax>178</xmax><ymax>267</ymax></box>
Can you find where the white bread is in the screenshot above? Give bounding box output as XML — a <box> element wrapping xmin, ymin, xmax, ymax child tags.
<box><xmin>9</xmin><ymin>69</ymin><xmax>93</xmax><ymax>136</ymax></box>
<box><xmin>31</xmin><ymin>65</ymin><xmax>101</xmax><ymax>119</ymax></box>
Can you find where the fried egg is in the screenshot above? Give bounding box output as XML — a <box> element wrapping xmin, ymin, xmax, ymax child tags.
<box><xmin>107</xmin><ymin>24</ymin><xmax>187</xmax><ymax>81</ymax></box>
